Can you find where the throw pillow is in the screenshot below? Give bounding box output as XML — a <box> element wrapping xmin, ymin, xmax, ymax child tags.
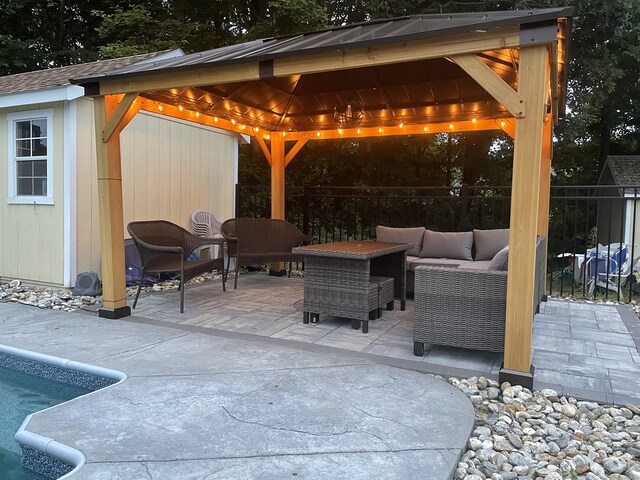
<box><xmin>375</xmin><ymin>226</ymin><xmax>425</xmax><ymax>256</ymax></box>
<box><xmin>419</xmin><ymin>230</ymin><xmax>473</xmax><ymax>260</ymax></box>
<box><xmin>473</xmin><ymin>228</ymin><xmax>510</xmax><ymax>261</ymax></box>
<box><xmin>489</xmin><ymin>245</ymin><xmax>510</xmax><ymax>271</ymax></box>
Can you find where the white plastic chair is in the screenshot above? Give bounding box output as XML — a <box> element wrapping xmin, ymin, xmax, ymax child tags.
<box><xmin>191</xmin><ymin>210</ymin><xmax>224</xmax><ymax>260</ymax></box>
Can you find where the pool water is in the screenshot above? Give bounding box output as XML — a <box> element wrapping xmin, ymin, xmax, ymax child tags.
<box><xmin>0</xmin><ymin>366</ymin><xmax>91</xmax><ymax>480</ymax></box>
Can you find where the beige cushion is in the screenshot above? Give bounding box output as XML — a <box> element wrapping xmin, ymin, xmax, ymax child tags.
<box><xmin>376</xmin><ymin>225</ymin><xmax>425</xmax><ymax>256</ymax></box>
<box><xmin>489</xmin><ymin>246</ymin><xmax>510</xmax><ymax>271</ymax></box>
<box><xmin>419</xmin><ymin>230</ymin><xmax>473</xmax><ymax>260</ymax></box>
<box><xmin>409</xmin><ymin>257</ymin><xmax>463</xmax><ymax>271</ymax></box>
<box><xmin>473</xmin><ymin>228</ymin><xmax>510</xmax><ymax>260</ymax></box>
<box><xmin>457</xmin><ymin>260</ymin><xmax>493</xmax><ymax>270</ymax></box>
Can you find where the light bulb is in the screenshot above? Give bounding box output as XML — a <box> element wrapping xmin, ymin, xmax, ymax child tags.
<box><xmin>378</xmin><ymin>127</ymin><xmax>383</xmax><ymax>134</ymax></box>
<box><xmin>399</xmin><ymin>122</ymin><xmax>404</xmax><ymax>129</ymax></box>
<box><xmin>255</xmin><ymin>126</ymin><xmax>260</xmax><ymax>132</ymax></box>
<box><xmin>500</xmin><ymin>120</ymin><xmax>506</xmax><ymax>128</ymax></box>
<box><xmin>316</xmin><ymin>131</ymin><xmax>321</xmax><ymax>137</ymax></box>
<box><xmin>338</xmin><ymin>128</ymin><xmax>343</xmax><ymax>135</ymax></box>
<box><xmin>472</xmin><ymin>117</ymin><xmax>477</xmax><ymax>124</ymax></box>
<box><xmin>195</xmin><ymin>111</ymin><xmax>200</xmax><ymax>118</ymax></box>
<box><xmin>357</xmin><ymin>128</ymin><xmax>361</xmax><ymax>134</ymax></box>
<box><xmin>178</xmin><ymin>105</ymin><xmax>183</xmax><ymax>111</ymax></box>
<box><xmin>449</xmin><ymin>123</ymin><xmax>454</xmax><ymax>130</ymax></box>
<box><xmin>423</xmin><ymin>126</ymin><xmax>428</xmax><ymax>132</ymax></box>
<box><xmin>265</xmin><ymin>134</ymin><xmax>270</xmax><ymax>140</ymax></box>
<box><xmin>158</xmin><ymin>104</ymin><xmax>163</xmax><ymax>111</ymax></box>
<box><xmin>231</xmin><ymin>119</ymin><xmax>236</xmax><ymax>125</ymax></box>
<box><xmin>214</xmin><ymin>116</ymin><xmax>218</xmax><ymax>122</ymax></box>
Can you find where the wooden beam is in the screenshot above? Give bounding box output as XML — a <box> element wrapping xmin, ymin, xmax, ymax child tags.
<box><xmin>102</xmin><ymin>93</ymin><xmax>138</xmax><ymax>143</ymax></box>
<box><xmin>271</xmin><ymin>134</ymin><xmax>285</xmax><ymax>221</ymax></box>
<box><xmin>284</xmin><ymin>139</ymin><xmax>308</xmax><ymax>166</ymax></box>
<box><xmin>548</xmin><ymin>42</ymin><xmax>559</xmax><ymax>125</ymax></box>
<box><xmin>274</xmin><ymin>27</ymin><xmax>520</xmax><ymax>77</ymax></box>
<box><xmin>497</xmin><ymin>119</ymin><xmax>516</xmax><ymax>139</ymax></box>
<box><xmin>98</xmin><ymin>63</ymin><xmax>260</xmax><ymax>96</ymax></box>
<box><xmin>255</xmin><ymin>135</ymin><xmax>272</xmax><ymax>165</ymax></box>
<box><xmin>285</xmin><ymin>118</ymin><xmax>506</xmax><ymax>141</ymax></box>
<box><xmin>136</xmin><ymin>97</ymin><xmax>255</xmax><ymax>137</ymax></box>
<box><xmin>94</xmin><ymin>95</ymin><xmax>130</xmax><ymax>318</ymax></box>
<box><xmin>452</xmin><ymin>54</ymin><xmax>525</xmax><ymax>118</ymax></box>
<box><xmin>503</xmin><ymin>45</ymin><xmax>549</xmax><ymax>378</ymax></box>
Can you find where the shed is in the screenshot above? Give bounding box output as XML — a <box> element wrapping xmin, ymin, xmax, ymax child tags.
<box><xmin>597</xmin><ymin>155</ymin><xmax>640</xmax><ymax>245</ymax></box>
<box><xmin>0</xmin><ymin>50</ymin><xmax>239</xmax><ymax>287</ymax></box>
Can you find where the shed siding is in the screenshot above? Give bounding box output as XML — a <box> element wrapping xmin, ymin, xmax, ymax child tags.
<box><xmin>75</xmin><ymin>102</ymin><xmax>236</xmax><ymax>278</ymax></box>
<box><xmin>0</xmin><ymin>102</ymin><xmax>65</xmax><ymax>286</ymax></box>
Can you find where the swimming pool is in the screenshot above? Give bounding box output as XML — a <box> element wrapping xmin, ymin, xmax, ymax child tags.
<box><xmin>0</xmin><ymin>366</ymin><xmax>91</xmax><ymax>479</ymax></box>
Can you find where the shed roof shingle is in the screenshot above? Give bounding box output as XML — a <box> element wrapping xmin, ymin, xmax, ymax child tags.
<box><xmin>0</xmin><ymin>51</ymin><xmax>177</xmax><ymax>95</ymax></box>
<box><xmin>605</xmin><ymin>156</ymin><xmax>640</xmax><ymax>186</ymax></box>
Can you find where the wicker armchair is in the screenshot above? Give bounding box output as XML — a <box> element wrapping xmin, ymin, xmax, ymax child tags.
<box><xmin>127</xmin><ymin>220</ymin><xmax>225</xmax><ymax>313</ymax></box>
<box><xmin>413</xmin><ymin>236</ymin><xmax>546</xmax><ymax>354</ymax></box>
<box><xmin>221</xmin><ymin>218</ymin><xmax>311</xmax><ymax>289</ymax></box>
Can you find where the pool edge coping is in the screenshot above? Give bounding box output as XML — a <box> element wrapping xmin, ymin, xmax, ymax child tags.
<box><xmin>0</xmin><ymin>343</ymin><xmax>127</xmax><ymax>479</ymax></box>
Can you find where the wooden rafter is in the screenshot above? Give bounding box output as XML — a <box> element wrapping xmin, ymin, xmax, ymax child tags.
<box><xmin>277</xmin><ymin>75</ymin><xmax>303</xmax><ymax>129</ymax></box>
<box><xmin>452</xmin><ymin>54</ymin><xmax>525</xmax><ymax>118</ymax></box>
<box><xmin>497</xmin><ymin>118</ymin><xmax>516</xmax><ymax>139</ymax></box>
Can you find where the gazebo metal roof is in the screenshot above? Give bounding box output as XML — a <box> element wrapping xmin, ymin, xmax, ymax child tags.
<box><xmin>73</xmin><ymin>8</ymin><xmax>572</xmax><ymax>135</ymax></box>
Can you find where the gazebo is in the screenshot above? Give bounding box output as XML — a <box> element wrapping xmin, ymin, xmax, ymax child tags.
<box><xmin>73</xmin><ymin>7</ymin><xmax>574</xmax><ymax>387</ymax></box>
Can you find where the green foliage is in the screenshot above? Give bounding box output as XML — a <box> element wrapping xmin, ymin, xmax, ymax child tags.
<box><xmin>246</xmin><ymin>0</ymin><xmax>329</xmax><ymax>38</ymax></box>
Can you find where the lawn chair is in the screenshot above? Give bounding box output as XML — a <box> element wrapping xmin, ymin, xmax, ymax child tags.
<box><xmin>191</xmin><ymin>210</ymin><xmax>224</xmax><ymax>260</ymax></box>
<box><xmin>127</xmin><ymin>220</ymin><xmax>225</xmax><ymax>313</ymax></box>
<box><xmin>581</xmin><ymin>243</ymin><xmax>639</xmax><ymax>294</ymax></box>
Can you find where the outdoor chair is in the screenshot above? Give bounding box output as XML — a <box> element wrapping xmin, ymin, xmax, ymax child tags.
<box><xmin>221</xmin><ymin>218</ymin><xmax>312</xmax><ymax>289</ymax></box>
<box><xmin>127</xmin><ymin>220</ymin><xmax>225</xmax><ymax>313</ymax></box>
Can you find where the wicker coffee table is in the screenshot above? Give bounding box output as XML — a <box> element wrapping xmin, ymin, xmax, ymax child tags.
<box><xmin>293</xmin><ymin>241</ymin><xmax>410</xmax><ymax>333</ymax></box>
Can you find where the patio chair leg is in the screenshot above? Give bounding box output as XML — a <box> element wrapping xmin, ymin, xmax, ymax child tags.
<box><xmin>221</xmin><ymin>268</ymin><xmax>226</xmax><ymax>292</ymax></box>
<box><xmin>288</xmin><ymin>262</ymin><xmax>292</xmax><ymax>277</ymax></box>
<box><xmin>386</xmin><ymin>300</ymin><xmax>394</xmax><ymax>311</ymax></box>
<box><xmin>132</xmin><ymin>270</ymin><xmax>145</xmax><ymax>309</ymax></box>
<box><xmin>351</xmin><ymin>319</ymin><xmax>361</xmax><ymax>329</ymax></box>
<box><xmin>413</xmin><ymin>342</ymin><xmax>424</xmax><ymax>357</ymax></box>
<box><xmin>179</xmin><ymin>275</ymin><xmax>184</xmax><ymax>313</ymax></box>
<box><xmin>234</xmin><ymin>266</ymin><xmax>239</xmax><ymax>289</ymax></box>
<box><xmin>303</xmin><ymin>311</ymin><xmax>309</xmax><ymax>324</ymax></box>
<box><xmin>400</xmin><ymin>300</ymin><xmax>406</xmax><ymax>311</ymax></box>
<box><xmin>362</xmin><ymin>320</ymin><xmax>369</xmax><ymax>334</ymax></box>
<box><xmin>368</xmin><ymin>310</ymin><xmax>377</xmax><ymax>321</ymax></box>
<box><xmin>311</xmin><ymin>313</ymin><xmax>319</xmax><ymax>323</ymax></box>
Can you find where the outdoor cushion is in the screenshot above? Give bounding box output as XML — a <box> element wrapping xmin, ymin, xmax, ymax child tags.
<box><xmin>376</xmin><ymin>225</ymin><xmax>425</xmax><ymax>256</ymax></box>
<box><xmin>457</xmin><ymin>260</ymin><xmax>493</xmax><ymax>270</ymax></box>
<box><xmin>406</xmin><ymin>255</ymin><xmax>420</xmax><ymax>270</ymax></box>
<box><xmin>419</xmin><ymin>230</ymin><xmax>473</xmax><ymax>260</ymax></box>
<box><xmin>409</xmin><ymin>258</ymin><xmax>463</xmax><ymax>271</ymax></box>
<box><xmin>473</xmin><ymin>228</ymin><xmax>510</xmax><ymax>260</ymax></box>
<box><xmin>489</xmin><ymin>245</ymin><xmax>510</xmax><ymax>271</ymax></box>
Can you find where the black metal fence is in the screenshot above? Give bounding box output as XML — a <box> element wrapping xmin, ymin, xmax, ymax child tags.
<box><xmin>237</xmin><ymin>184</ymin><xmax>640</xmax><ymax>302</ymax></box>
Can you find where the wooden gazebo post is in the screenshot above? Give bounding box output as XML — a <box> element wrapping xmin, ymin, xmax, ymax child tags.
<box><xmin>499</xmin><ymin>44</ymin><xmax>549</xmax><ymax>387</ymax></box>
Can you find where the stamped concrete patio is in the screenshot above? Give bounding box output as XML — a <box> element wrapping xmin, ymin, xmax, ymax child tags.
<box><xmin>130</xmin><ymin>272</ymin><xmax>640</xmax><ymax>405</ymax></box>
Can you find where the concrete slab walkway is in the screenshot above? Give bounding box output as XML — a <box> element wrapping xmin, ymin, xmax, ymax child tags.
<box><xmin>128</xmin><ymin>273</ymin><xmax>640</xmax><ymax>405</ymax></box>
<box><xmin>0</xmin><ymin>302</ymin><xmax>474</xmax><ymax>480</ymax></box>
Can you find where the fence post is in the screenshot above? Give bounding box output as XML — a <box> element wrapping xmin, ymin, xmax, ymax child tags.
<box><xmin>458</xmin><ymin>183</ymin><xmax>471</xmax><ymax>231</ymax></box>
<box><xmin>303</xmin><ymin>186</ymin><xmax>310</xmax><ymax>236</ymax></box>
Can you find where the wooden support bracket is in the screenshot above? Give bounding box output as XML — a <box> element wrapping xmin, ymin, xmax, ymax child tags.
<box><xmin>452</xmin><ymin>54</ymin><xmax>526</xmax><ymax>118</ymax></box>
<box><xmin>255</xmin><ymin>135</ymin><xmax>272</xmax><ymax>165</ymax></box>
<box><xmin>102</xmin><ymin>93</ymin><xmax>139</xmax><ymax>143</ymax></box>
<box><xmin>284</xmin><ymin>139</ymin><xmax>308</xmax><ymax>167</ymax></box>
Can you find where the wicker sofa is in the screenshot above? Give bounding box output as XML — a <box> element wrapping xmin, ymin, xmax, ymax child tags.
<box><xmin>376</xmin><ymin>226</ymin><xmax>513</xmax><ymax>295</ymax></box>
<box><xmin>413</xmin><ymin>235</ymin><xmax>547</xmax><ymax>354</ymax></box>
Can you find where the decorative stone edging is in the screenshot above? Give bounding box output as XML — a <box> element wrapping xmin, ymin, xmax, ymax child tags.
<box><xmin>446</xmin><ymin>375</ymin><xmax>640</xmax><ymax>480</ymax></box>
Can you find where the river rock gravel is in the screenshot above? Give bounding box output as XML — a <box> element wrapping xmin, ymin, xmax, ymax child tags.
<box><xmin>449</xmin><ymin>376</ymin><xmax>640</xmax><ymax>480</ymax></box>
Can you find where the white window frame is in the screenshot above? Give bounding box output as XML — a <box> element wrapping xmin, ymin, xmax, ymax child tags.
<box><xmin>7</xmin><ymin>108</ymin><xmax>54</xmax><ymax>205</ymax></box>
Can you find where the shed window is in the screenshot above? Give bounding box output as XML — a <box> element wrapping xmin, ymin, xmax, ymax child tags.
<box><xmin>7</xmin><ymin>109</ymin><xmax>54</xmax><ymax>205</ymax></box>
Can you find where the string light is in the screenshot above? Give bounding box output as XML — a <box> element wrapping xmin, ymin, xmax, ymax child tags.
<box><xmin>158</xmin><ymin>104</ymin><xmax>163</xmax><ymax>112</ymax></box>
<box><xmin>471</xmin><ymin>116</ymin><xmax>477</xmax><ymax>124</ymax></box>
<box><xmin>265</xmin><ymin>134</ymin><xmax>270</xmax><ymax>140</ymax></box>
<box><xmin>254</xmin><ymin>126</ymin><xmax>260</xmax><ymax>132</ymax></box>
<box><xmin>500</xmin><ymin>120</ymin><xmax>506</xmax><ymax>128</ymax></box>
<box><xmin>239</xmin><ymin>124</ymin><xmax>246</xmax><ymax>130</ymax></box>
<box><xmin>178</xmin><ymin>105</ymin><xmax>183</xmax><ymax>112</ymax></box>
<box><xmin>423</xmin><ymin>126</ymin><xmax>428</xmax><ymax>132</ymax></box>
<box><xmin>282</xmin><ymin>132</ymin><xmax>286</xmax><ymax>137</ymax></box>
<box><xmin>338</xmin><ymin>128</ymin><xmax>343</xmax><ymax>135</ymax></box>
<box><xmin>378</xmin><ymin>127</ymin><xmax>383</xmax><ymax>134</ymax></box>
<box><xmin>231</xmin><ymin>119</ymin><xmax>236</xmax><ymax>125</ymax></box>
<box><xmin>195</xmin><ymin>111</ymin><xmax>200</xmax><ymax>118</ymax></box>
<box><xmin>357</xmin><ymin>128</ymin><xmax>361</xmax><ymax>135</ymax></box>
<box><xmin>399</xmin><ymin>122</ymin><xmax>404</xmax><ymax>129</ymax></box>
<box><xmin>449</xmin><ymin>123</ymin><xmax>454</xmax><ymax>130</ymax></box>
<box><xmin>316</xmin><ymin>131</ymin><xmax>321</xmax><ymax>137</ymax></box>
<box><xmin>214</xmin><ymin>116</ymin><xmax>218</xmax><ymax>122</ymax></box>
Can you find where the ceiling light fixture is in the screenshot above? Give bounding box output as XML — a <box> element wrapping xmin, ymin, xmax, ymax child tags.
<box><xmin>334</xmin><ymin>101</ymin><xmax>364</xmax><ymax>128</ymax></box>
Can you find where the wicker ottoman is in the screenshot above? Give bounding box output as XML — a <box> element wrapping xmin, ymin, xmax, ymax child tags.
<box><xmin>350</xmin><ymin>275</ymin><xmax>395</xmax><ymax>333</ymax></box>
